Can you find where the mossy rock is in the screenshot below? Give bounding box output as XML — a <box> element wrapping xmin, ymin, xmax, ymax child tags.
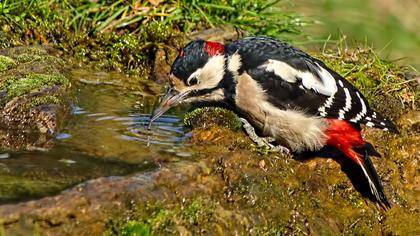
<box><xmin>0</xmin><ymin>175</ymin><xmax>63</xmax><ymax>201</ymax></box>
<box><xmin>35</xmin><ymin>54</ymin><xmax>65</xmax><ymax>67</ymax></box>
<box><xmin>22</xmin><ymin>95</ymin><xmax>61</xmax><ymax>111</ymax></box>
<box><xmin>16</xmin><ymin>53</ymin><xmax>45</xmax><ymax>64</ymax></box>
<box><xmin>183</xmin><ymin>107</ymin><xmax>242</xmax><ymax>131</ymax></box>
<box><xmin>0</xmin><ymin>55</ymin><xmax>16</xmax><ymax>72</ymax></box>
<box><xmin>0</xmin><ymin>46</ymin><xmax>72</xmax><ymax>151</ymax></box>
<box><xmin>108</xmin><ymin>198</ymin><xmax>216</xmax><ymax>235</ymax></box>
<box><xmin>2</xmin><ymin>73</ymin><xmax>69</xmax><ymax>104</ymax></box>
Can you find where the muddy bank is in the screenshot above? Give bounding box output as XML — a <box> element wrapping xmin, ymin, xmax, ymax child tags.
<box><xmin>0</xmin><ymin>109</ymin><xmax>418</xmax><ymax>235</ymax></box>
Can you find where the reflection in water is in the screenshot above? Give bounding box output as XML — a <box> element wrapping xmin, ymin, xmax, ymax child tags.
<box><xmin>0</xmin><ymin>72</ymin><xmax>193</xmax><ymax>203</ymax></box>
<box><xmin>55</xmin><ymin>133</ymin><xmax>72</xmax><ymax>140</ymax></box>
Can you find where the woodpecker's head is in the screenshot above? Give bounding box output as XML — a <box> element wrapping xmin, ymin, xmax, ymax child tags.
<box><xmin>150</xmin><ymin>40</ymin><xmax>230</xmax><ymax>123</ymax></box>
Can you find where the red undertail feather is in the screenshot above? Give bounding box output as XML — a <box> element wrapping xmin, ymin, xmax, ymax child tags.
<box><xmin>326</xmin><ymin>119</ymin><xmax>364</xmax><ymax>163</ymax></box>
<box><xmin>326</xmin><ymin>119</ymin><xmax>391</xmax><ymax>209</ymax></box>
<box><xmin>204</xmin><ymin>41</ymin><xmax>225</xmax><ymax>56</ymax></box>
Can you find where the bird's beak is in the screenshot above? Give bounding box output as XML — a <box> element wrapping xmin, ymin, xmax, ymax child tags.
<box><xmin>148</xmin><ymin>89</ymin><xmax>189</xmax><ymax>128</ymax></box>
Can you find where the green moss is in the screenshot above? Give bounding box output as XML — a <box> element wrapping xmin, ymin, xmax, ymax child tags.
<box><xmin>0</xmin><ymin>175</ymin><xmax>63</xmax><ymax>201</ymax></box>
<box><xmin>2</xmin><ymin>73</ymin><xmax>69</xmax><ymax>102</ymax></box>
<box><xmin>108</xmin><ymin>198</ymin><xmax>216</xmax><ymax>235</ymax></box>
<box><xmin>110</xmin><ymin>207</ymin><xmax>172</xmax><ymax>235</ymax></box>
<box><xmin>42</xmin><ymin>55</ymin><xmax>65</xmax><ymax>66</ymax></box>
<box><xmin>383</xmin><ymin>207</ymin><xmax>420</xmax><ymax>235</ymax></box>
<box><xmin>23</xmin><ymin>95</ymin><xmax>61</xmax><ymax>110</ymax></box>
<box><xmin>121</xmin><ymin>221</ymin><xmax>151</xmax><ymax>236</ymax></box>
<box><xmin>0</xmin><ymin>0</ymin><xmax>305</xmax><ymax>73</ymax></box>
<box><xmin>0</xmin><ymin>224</ymin><xmax>5</xmax><ymax>236</ymax></box>
<box><xmin>151</xmin><ymin>209</ymin><xmax>173</xmax><ymax>230</ymax></box>
<box><xmin>0</xmin><ymin>55</ymin><xmax>17</xmax><ymax>72</ymax></box>
<box><xmin>184</xmin><ymin>107</ymin><xmax>242</xmax><ymax>131</ymax></box>
<box><xmin>347</xmin><ymin>192</ymin><xmax>364</xmax><ymax>208</ymax></box>
<box><xmin>19</xmin><ymin>47</ymin><xmax>48</xmax><ymax>56</ymax></box>
<box><xmin>182</xmin><ymin>198</ymin><xmax>214</xmax><ymax>225</ymax></box>
<box><xmin>70</xmin><ymin>22</ymin><xmax>182</xmax><ymax>74</ymax></box>
<box><xmin>252</xmin><ymin>224</ymin><xmax>286</xmax><ymax>235</ymax></box>
<box><xmin>16</xmin><ymin>53</ymin><xmax>43</xmax><ymax>63</ymax></box>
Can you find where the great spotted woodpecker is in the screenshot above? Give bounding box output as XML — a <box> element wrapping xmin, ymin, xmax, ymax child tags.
<box><xmin>149</xmin><ymin>36</ymin><xmax>398</xmax><ymax>208</ymax></box>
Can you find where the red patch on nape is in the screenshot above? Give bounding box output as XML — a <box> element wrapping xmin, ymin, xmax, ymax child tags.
<box><xmin>326</xmin><ymin>119</ymin><xmax>365</xmax><ymax>164</ymax></box>
<box><xmin>204</xmin><ymin>41</ymin><xmax>225</xmax><ymax>56</ymax></box>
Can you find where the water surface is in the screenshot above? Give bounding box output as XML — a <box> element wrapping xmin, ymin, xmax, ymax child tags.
<box><xmin>0</xmin><ymin>70</ymin><xmax>193</xmax><ymax>203</ymax></box>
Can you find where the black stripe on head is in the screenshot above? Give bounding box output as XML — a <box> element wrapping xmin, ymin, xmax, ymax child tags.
<box><xmin>188</xmin><ymin>87</ymin><xmax>219</xmax><ymax>98</ymax></box>
<box><xmin>171</xmin><ymin>40</ymin><xmax>209</xmax><ymax>83</ymax></box>
<box><xmin>186</xmin><ymin>71</ymin><xmax>235</xmax><ymax>101</ymax></box>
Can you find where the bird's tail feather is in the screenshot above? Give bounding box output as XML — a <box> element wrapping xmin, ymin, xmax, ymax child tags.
<box><xmin>362</xmin><ymin>110</ymin><xmax>399</xmax><ymax>133</ymax></box>
<box><xmin>351</xmin><ymin>145</ymin><xmax>391</xmax><ymax>209</ymax></box>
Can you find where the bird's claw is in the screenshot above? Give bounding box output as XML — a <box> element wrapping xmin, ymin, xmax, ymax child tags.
<box><xmin>239</xmin><ymin>118</ymin><xmax>290</xmax><ymax>154</ymax></box>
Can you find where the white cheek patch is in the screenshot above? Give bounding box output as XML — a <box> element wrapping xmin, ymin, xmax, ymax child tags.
<box><xmin>194</xmin><ymin>55</ymin><xmax>225</xmax><ymax>90</ymax></box>
<box><xmin>262</xmin><ymin>59</ymin><xmax>338</xmax><ymax>96</ymax></box>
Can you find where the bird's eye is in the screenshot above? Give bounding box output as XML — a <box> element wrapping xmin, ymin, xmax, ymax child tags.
<box><xmin>187</xmin><ymin>76</ymin><xmax>198</xmax><ymax>86</ymax></box>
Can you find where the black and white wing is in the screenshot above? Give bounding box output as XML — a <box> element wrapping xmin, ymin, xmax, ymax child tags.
<box><xmin>227</xmin><ymin>36</ymin><xmax>398</xmax><ymax>132</ymax></box>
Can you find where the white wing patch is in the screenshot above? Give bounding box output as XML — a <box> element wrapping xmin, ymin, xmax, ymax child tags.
<box><xmin>262</xmin><ymin>59</ymin><xmax>337</xmax><ymax>96</ymax></box>
<box><xmin>310</xmin><ymin>62</ymin><xmax>338</xmax><ymax>96</ymax></box>
<box><xmin>263</xmin><ymin>59</ymin><xmax>298</xmax><ymax>83</ymax></box>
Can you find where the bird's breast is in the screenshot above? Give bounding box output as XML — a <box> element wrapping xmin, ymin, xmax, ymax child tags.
<box><xmin>234</xmin><ymin>73</ymin><xmax>328</xmax><ymax>152</ymax></box>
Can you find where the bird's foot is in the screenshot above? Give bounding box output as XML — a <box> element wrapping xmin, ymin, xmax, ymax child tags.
<box><xmin>239</xmin><ymin>118</ymin><xmax>290</xmax><ymax>154</ymax></box>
